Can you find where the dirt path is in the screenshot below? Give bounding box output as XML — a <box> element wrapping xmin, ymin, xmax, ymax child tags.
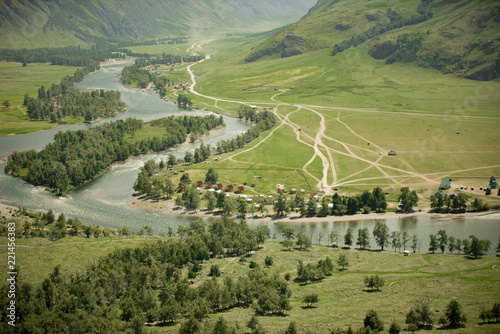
<box><xmin>186</xmin><ymin>42</ymin><xmax>496</xmax><ymax>196</ymax></box>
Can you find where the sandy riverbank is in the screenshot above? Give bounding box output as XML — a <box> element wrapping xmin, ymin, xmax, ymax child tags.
<box><xmin>129</xmin><ymin>197</ymin><xmax>500</xmax><ymax>223</ymax></box>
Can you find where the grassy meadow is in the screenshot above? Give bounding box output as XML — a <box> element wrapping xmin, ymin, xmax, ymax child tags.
<box><xmin>172</xmin><ymin>34</ymin><xmax>500</xmax><ymax>207</ymax></box>
<box><xmin>0</xmin><ymin>62</ymin><xmax>78</xmax><ymax>135</ymax></box>
<box><xmin>2</xmin><ymin>234</ymin><xmax>499</xmax><ymax>333</ymax></box>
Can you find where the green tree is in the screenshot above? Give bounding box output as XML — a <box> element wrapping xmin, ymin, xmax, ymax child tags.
<box><xmin>216</xmin><ymin>191</ymin><xmax>226</xmax><ymax>209</ymax></box>
<box><xmin>344</xmin><ymin>227</ymin><xmax>353</xmax><ymax>247</ymax></box>
<box><xmin>282</xmin><ymin>226</ymin><xmax>296</xmax><ymax>241</ymax></box>
<box><xmin>167</xmin><ymin>154</ymin><xmax>177</xmax><ymax>168</ymax></box>
<box><xmin>296</xmin><ymin>231</ymin><xmax>312</xmax><ymax>250</ymax></box>
<box><xmin>205</xmin><ymin>167</ymin><xmax>218</xmax><ymax>183</ymax></box>
<box><xmin>437</xmin><ymin>230</ymin><xmax>448</xmax><ymax>254</ymax></box>
<box><xmin>468</xmin><ymin>235</ymin><xmax>491</xmax><ymax>258</ymax></box>
<box><xmin>184</xmin><ymin>151</ymin><xmax>193</xmax><ymax>164</ymax></box>
<box><xmin>255</xmin><ymin>225</ymin><xmax>271</xmax><ymax>245</ymax></box>
<box><xmin>274</xmin><ymin>192</ymin><xmax>288</xmax><ymax>216</ymax></box>
<box><xmin>209</xmin><ymin>265</ymin><xmax>221</xmax><ymax>277</ymax></box>
<box><xmin>364</xmin><ymin>309</ymin><xmax>384</xmax><ymax>332</ymax></box>
<box><xmin>206</xmin><ymin>192</ymin><xmax>216</xmax><ymax>212</ymax></box>
<box><xmin>303</xmin><ymin>293</ymin><xmax>319</xmax><ymax>308</ymax></box>
<box><xmin>364</xmin><ymin>274</ymin><xmax>385</xmax><ymax>291</ymax></box>
<box><xmin>222</xmin><ymin>196</ymin><xmax>236</xmax><ymax>216</ymax></box>
<box><xmin>391</xmin><ymin>231</ymin><xmax>402</xmax><ymax>252</ymax></box>
<box><xmin>429</xmin><ymin>234</ymin><xmax>438</xmax><ymax>253</ymax></box>
<box><xmin>337</xmin><ymin>252</ymin><xmax>348</xmax><ymax>270</ymax></box>
<box><xmin>284</xmin><ymin>321</ymin><xmax>297</xmax><ymax>334</ymax></box>
<box><xmin>388</xmin><ymin>320</ymin><xmax>401</xmax><ymax>334</ymax></box>
<box><xmin>265</xmin><ymin>255</ymin><xmax>273</xmax><ymax>267</ymax></box>
<box><xmin>237</xmin><ymin>197</ymin><xmax>248</xmax><ymax>217</ymax></box>
<box><xmin>306</xmin><ymin>195</ymin><xmax>317</xmax><ymax>216</ymax></box>
<box><xmin>406</xmin><ymin>302</ymin><xmax>434</xmax><ymax>328</ymax></box>
<box><xmin>398</xmin><ymin>187</ymin><xmax>418</xmax><ymax>212</ymax></box>
<box><xmin>444</xmin><ymin>298</ymin><xmax>467</xmax><ymax>327</ymax></box>
<box><xmin>3</xmin><ymin>99</ymin><xmax>11</xmax><ymax>108</ymax></box>
<box><xmin>328</xmin><ymin>230</ymin><xmax>339</xmax><ymax>246</ymax></box>
<box><xmin>179</xmin><ymin>315</ymin><xmax>201</xmax><ymax>334</ymax></box>
<box><xmin>373</xmin><ymin>221</ymin><xmax>390</xmax><ymax>250</ymax></box>
<box><xmin>356</xmin><ymin>227</ymin><xmax>370</xmax><ymax>250</ymax></box>
<box><xmin>411</xmin><ymin>234</ymin><xmax>419</xmax><ymax>253</ymax></box>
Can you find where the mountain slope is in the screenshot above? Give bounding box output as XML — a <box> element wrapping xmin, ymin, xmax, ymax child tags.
<box><xmin>0</xmin><ymin>0</ymin><xmax>317</xmax><ymax>48</ymax></box>
<box><xmin>244</xmin><ymin>0</ymin><xmax>500</xmax><ymax>80</ymax></box>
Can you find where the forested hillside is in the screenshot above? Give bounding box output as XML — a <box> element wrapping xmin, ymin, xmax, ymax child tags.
<box><xmin>0</xmin><ymin>0</ymin><xmax>316</xmax><ymax>48</ymax></box>
<box><xmin>245</xmin><ymin>0</ymin><xmax>500</xmax><ymax>80</ymax></box>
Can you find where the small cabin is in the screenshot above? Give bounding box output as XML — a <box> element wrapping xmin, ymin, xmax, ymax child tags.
<box><xmin>235</xmin><ymin>186</ymin><xmax>244</xmax><ymax>194</ymax></box>
<box><xmin>439</xmin><ymin>178</ymin><xmax>451</xmax><ymax>190</ymax></box>
<box><xmin>225</xmin><ymin>184</ymin><xmax>234</xmax><ymax>192</ymax></box>
<box><xmin>205</xmin><ymin>181</ymin><xmax>213</xmax><ymax>189</ymax></box>
<box><xmin>195</xmin><ymin>180</ymin><xmax>203</xmax><ymax>188</ymax></box>
<box><xmin>290</xmin><ymin>188</ymin><xmax>297</xmax><ymax>194</ymax></box>
<box><xmin>403</xmin><ymin>250</ymin><xmax>410</xmax><ymax>256</ymax></box>
<box><xmin>485</xmin><ymin>187</ymin><xmax>492</xmax><ymax>195</ymax></box>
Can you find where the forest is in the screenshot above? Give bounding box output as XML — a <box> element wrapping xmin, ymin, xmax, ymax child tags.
<box><xmin>0</xmin><ymin>46</ymin><xmax>113</xmax><ymax>67</ymax></box>
<box><xmin>4</xmin><ymin>115</ymin><xmax>224</xmax><ymax>195</ymax></box>
<box><xmin>215</xmin><ymin>108</ymin><xmax>277</xmax><ymax>154</ymax></box>
<box><xmin>0</xmin><ymin>216</ymin><xmax>293</xmax><ymax>334</ymax></box>
<box><xmin>24</xmin><ymin>89</ymin><xmax>126</xmax><ymax>122</ymax></box>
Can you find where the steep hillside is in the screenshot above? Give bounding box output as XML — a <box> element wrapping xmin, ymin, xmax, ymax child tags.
<box><xmin>245</xmin><ymin>0</ymin><xmax>500</xmax><ymax>80</ymax></box>
<box><xmin>0</xmin><ymin>0</ymin><xmax>316</xmax><ymax>48</ymax></box>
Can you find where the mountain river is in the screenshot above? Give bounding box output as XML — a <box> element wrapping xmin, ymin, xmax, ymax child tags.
<box><xmin>0</xmin><ymin>61</ymin><xmax>498</xmax><ymax>253</ymax></box>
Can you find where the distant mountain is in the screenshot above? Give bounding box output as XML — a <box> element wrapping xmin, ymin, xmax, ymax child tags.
<box><xmin>245</xmin><ymin>0</ymin><xmax>500</xmax><ymax>80</ymax></box>
<box><xmin>0</xmin><ymin>0</ymin><xmax>317</xmax><ymax>48</ymax></box>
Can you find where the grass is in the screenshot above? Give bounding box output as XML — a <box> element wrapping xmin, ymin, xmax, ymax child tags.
<box><xmin>2</xmin><ymin>235</ymin><xmax>499</xmax><ymax>333</ymax></box>
<box><xmin>0</xmin><ymin>62</ymin><xmax>79</xmax><ymax>135</ymax></box>
<box><xmin>175</xmin><ymin>32</ymin><xmax>500</xmax><ymax>208</ymax></box>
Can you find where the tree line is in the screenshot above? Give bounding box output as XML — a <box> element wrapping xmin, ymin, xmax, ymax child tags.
<box><xmin>216</xmin><ymin>110</ymin><xmax>277</xmax><ymax>154</ymax></box>
<box><xmin>430</xmin><ymin>192</ymin><xmax>491</xmax><ymax>213</ymax></box>
<box><xmin>4</xmin><ymin>115</ymin><xmax>224</xmax><ymax>195</ymax></box>
<box><xmin>24</xmin><ymin>89</ymin><xmax>126</xmax><ymax>122</ymax></box>
<box><xmin>0</xmin><ymin>46</ymin><xmax>112</xmax><ymax>66</ymax></box>
<box><xmin>0</xmin><ymin>217</ymin><xmax>295</xmax><ymax>334</ymax></box>
<box><xmin>332</xmin><ymin>0</ymin><xmax>433</xmax><ymax>56</ymax></box>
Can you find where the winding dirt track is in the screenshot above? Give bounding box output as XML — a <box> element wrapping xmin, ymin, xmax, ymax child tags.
<box><xmin>186</xmin><ymin>41</ymin><xmax>500</xmax><ymax>196</ymax></box>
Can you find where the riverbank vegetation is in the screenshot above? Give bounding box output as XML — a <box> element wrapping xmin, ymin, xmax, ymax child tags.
<box><xmin>1</xmin><ymin>206</ymin><xmax>499</xmax><ymax>333</ymax></box>
<box><xmin>4</xmin><ymin>115</ymin><xmax>224</xmax><ymax>195</ymax></box>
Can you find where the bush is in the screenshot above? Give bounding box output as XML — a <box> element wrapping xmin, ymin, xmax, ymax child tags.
<box><xmin>264</xmin><ymin>255</ymin><xmax>274</xmax><ymax>267</ymax></box>
<box><xmin>209</xmin><ymin>264</ymin><xmax>220</xmax><ymax>277</ymax></box>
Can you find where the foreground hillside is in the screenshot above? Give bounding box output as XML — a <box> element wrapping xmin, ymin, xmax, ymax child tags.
<box><xmin>0</xmin><ymin>0</ymin><xmax>316</xmax><ymax>48</ymax></box>
<box><xmin>1</xmin><ymin>230</ymin><xmax>499</xmax><ymax>333</ymax></box>
<box><xmin>246</xmin><ymin>0</ymin><xmax>500</xmax><ymax>80</ymax></box>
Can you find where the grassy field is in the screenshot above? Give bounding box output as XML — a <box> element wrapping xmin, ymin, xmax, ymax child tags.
<box><xmin>0</xmin><ymin>62</ymin><xmax>78</xmax><ymax>135</ymax></box>
<box><xmin>2</xmin><ymin>235</ymin><xmax>499</xmax><ymax>333</ymax></box>
<box><xmin>171</xmin><ymin>33</ymin><xmax>500</xmax><ymax>207</ymax></box>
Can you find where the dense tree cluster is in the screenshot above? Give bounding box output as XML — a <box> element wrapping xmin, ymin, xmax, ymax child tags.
<box><xmin>25</xmin><ymin>89</ymin><xmax>125</xmax><ymax>122</ymax></box>
<box><xmin>430</xmin><ymin>192</ymin><xmax>490</xmax><ymax>213</ymax></box>
<box><xmin>178</xmin><ymin>93</ymin><xmax>193</xmax><ymax>107</ymax></box>
<box><xmin>386</xmin><ymin>33</ymin><xmax>424</xmax><ymax>64</ymax></box>
<box><xmin>128</xmin><ymin>53</ymin><xmax>203</xmax><ymax>64</ymax></box>
<box><xmin>0</xmin><ymin>46</ymin><xmax>112</xmax><ymax>66</ymax></box>
<box><xmin>133</xmin><ymin>160</ymin><xmax>175</xmax><ymax>200</ymax></box>
<box><xmin>216</xmin><ymin>110</ymin><xmax>277</xmax><ymax>154</ymax></box>
<box><xmin>429</xmin><ymin>232</ymin><xmax>492</xmax><ymax>258</ymax></box>
<box><xmin>120</xmin><ymin>65</ymin><xmax>156</xmax><ymax>88</ymax></box>
<box><xmin>332</xmin><ymin>0</ymin><xmax>433</xmax><ymax>56</ymax></box>
<box><xmin>297</xmin><ymin>257</ymin><xmax>334</xmax><ymax>283</ymax></box>
<box><xmin>0</xmin><ymin>217</ymin><xmax>292</xmax><ymax>333</ymax></box>
<box><xmin>5</xmin><ymin>115</ymin><xmax>223</xmax><ymax>195</ymax></box>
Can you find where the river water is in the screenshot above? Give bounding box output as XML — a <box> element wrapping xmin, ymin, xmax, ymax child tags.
<box><xmin>0</xmin><ymin>62</ymin><xmax>498</xmax><ymax>253</ymax></box>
